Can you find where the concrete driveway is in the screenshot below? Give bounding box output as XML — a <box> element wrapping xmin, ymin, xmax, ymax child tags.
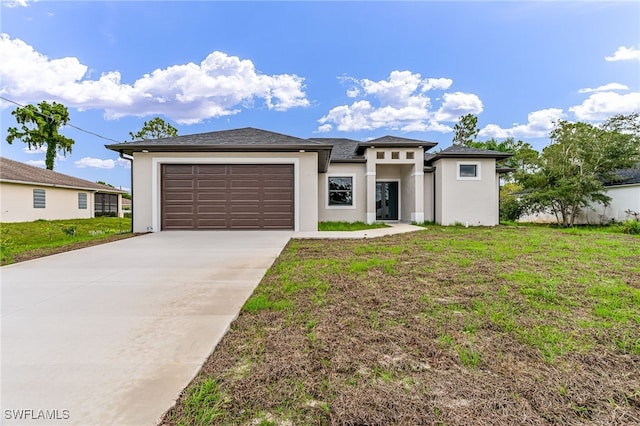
<box><xmin>1</xmin><ymin>231</ymin><xmax>292</xmax><ymax>426</ymax></box>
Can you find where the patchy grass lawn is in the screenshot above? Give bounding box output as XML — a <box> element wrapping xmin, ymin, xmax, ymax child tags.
<box><xmin>0</xmin><ymin>217</ymin><xmax>133</xmax><ymax>265</ymax></box>
<box><xmin>318</xmin><ymin>221</ymin><xmax>390</xmax><ymax>231</ymax></box>
<box><xmin>162</xmin><ymin>226</ymin><xmax>640</xmax><ymax>425</ymax></box>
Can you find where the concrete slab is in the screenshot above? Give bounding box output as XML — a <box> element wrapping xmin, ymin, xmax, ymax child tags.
<box><xmin>1</xmin><ymin>231</ymin><xmax>292</xmax><ymax>426</ymax></box>
<box><xmin>293</xmin><ymin>222</ymin><xmax>425</xmax><ymax>239</ymax></box>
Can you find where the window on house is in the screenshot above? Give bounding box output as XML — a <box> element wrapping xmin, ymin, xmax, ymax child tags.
<box><xmin>406</xmin><ymin>152</ymin><xmax>414</xmax><ymax>160</ymax></box>
<box><xmin>459</xmin><ymin>164</ymin><xmax>478</xmax><ymax>178</ymax></box>
<box><xmin>33</xmin><ymin>189</ymin><xmax>45</xmax><ymax>208</ymax></box>
<box><xmin>391</xmin><ymin>151</ymin><xmax>400</xmax><ymax>159</ymax></box>
<box><xmin>376</xmin><ymin>152</ymin><xmax>385</xmax><ymax>159</ymax></box>
<box><xmin>78</xmin><ymin>193</ymin><xmax>87</xmax><ymax>209</ymax></box>
<box><xmin>95</xmin><ymin>193</ymin><xmax>119</xmax><ymax>216</ymax></box>
<box><xmin>328</xmin><ymin>176</ymin><xmax>353</xmax><ymax>206</ymax></box>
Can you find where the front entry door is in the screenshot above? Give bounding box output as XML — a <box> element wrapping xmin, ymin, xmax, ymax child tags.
<box><xmin>376</xmin><ymin>182</ymin><xmax>399</xmax><ymax>220</ymax></box>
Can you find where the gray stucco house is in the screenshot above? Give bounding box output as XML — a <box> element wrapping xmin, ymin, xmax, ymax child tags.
<box><xmin>106</xmin><ymin>128</ymin><xmax>511</xmax><ymax>232</ymax></box>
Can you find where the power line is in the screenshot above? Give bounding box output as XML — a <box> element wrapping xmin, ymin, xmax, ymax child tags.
<box><xmin>0</xmin><ymin>96</ymin><xmax>123</xmax><ymax>143</ymax></box>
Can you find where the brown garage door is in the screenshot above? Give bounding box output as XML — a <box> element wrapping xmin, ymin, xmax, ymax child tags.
<box><xmin>161</xmin><ymin>164</ymin><xmax>294</xmax><ymax>230</ymax></box>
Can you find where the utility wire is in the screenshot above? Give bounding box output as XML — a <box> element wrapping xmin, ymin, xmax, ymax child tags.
<box><xmin>0</xmin><ymin>96</ymin><xmax>123</xmax><ymax>143</ymax></box>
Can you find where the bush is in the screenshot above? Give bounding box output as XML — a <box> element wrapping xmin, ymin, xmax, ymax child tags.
<box><xmin>621</xmin><ymin>219</ymin><xmax>640</xmax><ymax>235</ymax></box>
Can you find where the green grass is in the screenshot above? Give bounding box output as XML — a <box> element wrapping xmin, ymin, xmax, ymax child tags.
<box><xmin>318</xmin><ymin>221</ymin><xmax>389</xmax><ymax>231</ymax></box>
<box><xmin>163</xmin><ymin>225</ymin><xmax>640</xmax><ymax>425</ymax></box>
<box><xmin>0</xmin><ymin>217</ymin><xmax>132</xmax><ymax>264</ymax></box>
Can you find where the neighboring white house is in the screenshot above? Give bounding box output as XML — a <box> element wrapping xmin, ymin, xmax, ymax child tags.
<box><xmin>520</xmin><ymin>163</ymin><xmax>640</xmax><ymax>224</ymax></box>
<box><xmin>0</xmin><ymin>157</ymin><xmax>126</xmax><ymax>223</ymax></box>
<box><xmin>106</xmin><ymin>128</ymin><xmax>512</xmax><ymax>232</ymax></box>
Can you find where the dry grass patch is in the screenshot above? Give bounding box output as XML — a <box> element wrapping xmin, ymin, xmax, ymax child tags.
<box><xmin>162</xmin><ymin>226</ymin><xmax>640</xmax><ymax>425</ymax></box>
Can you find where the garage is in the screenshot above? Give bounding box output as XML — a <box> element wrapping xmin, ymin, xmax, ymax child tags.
<box><xmin>161</xmin><ymin>164</ymin><xmax>294</xmax><ymax>230</ymax></box>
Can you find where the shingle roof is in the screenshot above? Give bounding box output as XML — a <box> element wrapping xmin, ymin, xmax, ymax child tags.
<box><xmin>424</xmin><ymin>145</ymin><xmax>513</xmax><ymax>165</ymax></box>
<box><xmin>106</xmin><ymin>127</ymin><xmax>334</xmax><ymax>172</ymax></box>
<box><xmin>356</xmin><ymin>135</ymin><xmax>438</xmax><ymax>155</ymax></box>
<box><xmin>0</xmin><ymin>157</ymin><xmax>124</xmax><ymax>193</ymax></box>
<box><xmin>308</xmin><ymin>138</ymin><xmax>364</xmax><ymax>162</ymax></box>
<box><xmin>605</xmin><ymin>163</ymin><xmax>640</xmax><ymax>186</ymax></box>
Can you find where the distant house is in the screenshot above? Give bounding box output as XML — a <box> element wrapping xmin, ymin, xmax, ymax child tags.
<box><xmin>0</xmin><ymin>157</ymin><xmax>126</xmax><ymax>223</ymax></box>
<box><xmin>106</xmin><ymin>127</ymin><xmax>512</xmax><ymax>232</ymax></box>
<box><xmin>521</xmin><ymin>163</ymin><xmax>640</xmax><ymax>224</ymax></box>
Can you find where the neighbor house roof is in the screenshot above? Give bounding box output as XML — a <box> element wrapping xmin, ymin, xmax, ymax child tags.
<box><xmin>424</xmin><ymin>145</ymin><xmax>513</xmax><ymax>165</ymax></box>
<box><xmin>106</xmin><ymin>127</ymin><xmax>334</xmax><ymax>172</ymax></box>
<box><xmin>0</xmin><ymin>157</ymin><xmax>124</xmax><ymax>193</ymax></box>
<box><xmin>605</xmin><ymin>163</ymin><xmax>640</xmax><ymax>186</ymax></box>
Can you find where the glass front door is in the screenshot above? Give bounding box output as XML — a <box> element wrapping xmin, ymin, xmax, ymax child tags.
<box><xmin>376</xmin><ymin>181</ymin><xmax>399</xmax><ymax>220</ymax></box>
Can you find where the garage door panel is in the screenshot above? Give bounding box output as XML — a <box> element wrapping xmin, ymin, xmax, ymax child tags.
<box><xmin>162</xmin><ymin>164</ymin><xmax>294</xmax><ymax>230</ymax></box>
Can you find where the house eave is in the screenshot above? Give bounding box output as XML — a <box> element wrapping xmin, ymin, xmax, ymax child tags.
<box><xmin>0</xmin><ymin>179</ymin><xmax>125</xmax><ymax>193</ymax></box>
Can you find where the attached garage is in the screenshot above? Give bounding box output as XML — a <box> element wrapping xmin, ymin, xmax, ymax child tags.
<box><xmin>161</xmin><ymin>164</ymin><xmax>294</xmax><ymax>230</ymax></box>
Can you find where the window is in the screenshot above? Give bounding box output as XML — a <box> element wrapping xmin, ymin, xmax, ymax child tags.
<box><xmin>78</xmin><ymin>193</ymin><xmax>87</xmax><ymax>209</ymax></box>
<box><xmin>95</xmin><ymin>193</ymin><xmax>119</xmax><ymax>216</ymax></box>
<box><xmin>459</xmin><ymin>164</ymin><xmax>477</xmax><ymax>177</ymax></box>
<box><xmin>376</xmin><ymin>152</ymin><xmax>385</xmax><ymax>159</ymax></box>
<box><xmin>33</xmin><ymin>189</ymin><xmax>45</xmax><ymax>208</ymax></box>
<box><xmin>391</xmin><ymin>151</ymin><xmax>400</xmax><ymax>159</ymax></box>
<box><xmin>328</xmin><ymin>176</ymin><xmax>353</xmax><ymax>206</ymax></box>
<box><xmin>406</xmin><ymin>152</ymin><xmax>414</xmax><ymax>160</ymax></box>
<box><xmin>457</xmin><ymin>162</ymin><xmax>481</xmax><ymax>180</ymax></box>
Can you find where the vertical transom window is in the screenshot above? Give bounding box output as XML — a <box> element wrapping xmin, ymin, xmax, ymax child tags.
<box><xmin>328</xmin><ymin>176</ymin><xmax>353</xmax><ymax>206</ymax></box>
<box><xmin>459</xmin><ymin>164</ymin><xmax>477</xmax><ymax>178</ymax></box>
<box><xmin>33</xmin><ymin>189</ymin><xmax>46</xmax><ymax>208</ymax></box>
<box><xmin>78</xmin><ymin>193</ymin><xmax>88</xmax><ymax>209</ymax></box>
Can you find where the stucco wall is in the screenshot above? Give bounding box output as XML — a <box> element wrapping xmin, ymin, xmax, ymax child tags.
<box><xmin>423</xmin><ymin>172</ymin><xmax>435</xmax><ymax>222</ymax></box>
<box><xmin>132</xmin><ymin>152</ymin><xmax>319</xmax><ymax>232</ymax></box>
<box><xmin>0</xmin><ymin>182</ymin><xmax>94</xmax><ymax>223</ymax></box>
<box><xmin>520</xmin><ymin>184</ymin><xmax>640</xmax><ymax>224</ymax></box>
<box><xmin>318</xmin><ymin>163</ymin><xmax>367</xmax><ymax>223</ymax></box>
<box><xmin>434</xmin><ymin>158</ymin><xmax>499</xmax><ymax>226</ymax></box>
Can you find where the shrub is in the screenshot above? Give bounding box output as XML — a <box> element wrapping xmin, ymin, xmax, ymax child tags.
<box><xmin>621</xmin><ymin>219</ymin><xmax>640</xmax><ymax>235</ymax></box>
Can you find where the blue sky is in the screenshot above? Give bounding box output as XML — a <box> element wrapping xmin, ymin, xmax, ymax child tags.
<box><xmin>1</xmin><ymin>1</ymin><xmax>639</xmax><ymax>191</ymax></box>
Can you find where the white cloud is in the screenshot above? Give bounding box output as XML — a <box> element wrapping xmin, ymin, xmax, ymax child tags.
<box><xmin>23</xmin><ymin>146</ymin><xmax>47</xmax><ymax>154</ymax></box>
<box><xmin>318</xmin><ymin>71</ymin><xmax>481</xmax><ymax>133</ymax></box>
<box><xmin>2</xmin><ymin>0</ymin><xmax>32</xmax><ymax>7</ymax></box>
<box><xmin>116</xmin><ymin>157</ymin><xmax>131</xmax><ymax>168</ymax></box>
<box><xmin>569</xmin><ymin>91</ymin><xmax>640</xmax><ymax>121</ymax></box>
<box><xmin>578</xmin><ymin>83</ymin><xmax>629</xmax><ymax>94</ymax></box>
<box><xmin>605</xmin><ymin>46</ymin><xmax>640</xmax><ymax>62</ymax></box>
<box><xmin>25</xmin><ymin>160</ymin><xmax>45</xmax><ymax>167</ymax></box>
<box><xmin>479</xmin><ymin>108</ymin><xmax>564</xmax><ymax>138</ymax></box>
<box><xmin>0</xmin><ymin>33</ymin><xmax>309</xmax><ymax>124</ymax></box>
<box><xmin>74</xmin><ymin>157</ymin><xmax>116</xmax><ymax>169</ymax></box>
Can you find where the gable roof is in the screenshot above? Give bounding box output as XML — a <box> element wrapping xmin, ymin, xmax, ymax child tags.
<box><xmin>0</xmin><ymin>157</ymin><xmax>124</xmax><ymax>193</ymax></box>
<box><xmin>605</xmin><ymin>163</ymin><xmax>640</xmax><ymax>187</ymax></box>
<box><xmin>424</xmin><ymin>145</ymin><xmax>513</xmax><ymax>165</ymax></box>
<box><xmin>106</xmin><ymin>127</ymin><xmax>333</xmax><ymax>172</ymax></box>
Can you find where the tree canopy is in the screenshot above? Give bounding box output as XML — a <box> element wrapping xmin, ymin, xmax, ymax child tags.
<box><xmin>129</xmin><ymin>117</ymin><xmax>178</xmax><ymax>141</ymax></box>
<box><xmin>6</xmin><ymin>101</ymin><xmax>75</xmax><ymax>170</ymax></box>
<box><xmin>452</xmin><ymin>113</ymin><xmax>479</xmax><ymax>146</ymax></box>
<box><xmin>521</xmin><ymin>113</ymin><xmax>640</xmax><ymax>226</ymax></box>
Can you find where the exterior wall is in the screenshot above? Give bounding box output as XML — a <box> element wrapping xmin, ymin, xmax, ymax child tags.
<box><xmin>364</xmin><ymin>148</ymin><xmax>424</xmax><ymax>223</ymax></box>
<box><xmin>423</xmin><ymin>172</ymin><xmax>435</xmax><ymax>222</ymax></box>
<box><xmin>132</xmin><ymin>151</ymin><xmax>319</xmax><ymax>232</ymax></box>
<box><xmin>318</xmin><ymin>163</ymin><xmax>367</xmax><ymax>223</ymax></box>
<box><xmin>434</xmin><ymin>158</ymin><xmax>499</xmax><ymax>226</ymax></box>
<box><xmin>0</xmin><ymin>182</ymin><xmax>94</xmax><ymax>223</ymax></box>
<box><xmin>520</xmin><ymin>184</ymin><xmax>640</xmax><ymax>224</ymax></box>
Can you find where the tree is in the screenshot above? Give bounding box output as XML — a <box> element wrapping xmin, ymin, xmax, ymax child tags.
<box><xmin>452</xmin><ymin>113</ymin><xmax>479</xmax><ymax>146</ymax></box>
<box><xmin>6</xmin><ymin>101</ymin><xmax>74</xmax><ymax>170</ymax></box>
<box><xmin>469</xmin><ymin>137</ymin><xmax>539</xmax><ymax>183</ymax></box>
<box><xmin>522</xmin><ymin>113</ymin><xmax>640</xmax><ymax>227</ymax></box>
<box><xmin>129</xmin><ymin>117</ymin><xmax>178</xmax><ymax>141</ymax></box>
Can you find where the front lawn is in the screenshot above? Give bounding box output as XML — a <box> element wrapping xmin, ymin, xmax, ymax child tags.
<box><xmin>0</xmin><ymin>217</ymin><xmax>133</xmax><ymax>265</ymax></box>
<box><xmin>162</xmin><ymin>226</ymin><xmax>640</xmax><ymax>425</ymax></box>
<box><xmin>318</xmin><ymin>221</ymin><xmax>390</xmax><ymax>231</ymax></box>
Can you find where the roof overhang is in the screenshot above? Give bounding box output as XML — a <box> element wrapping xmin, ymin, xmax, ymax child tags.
<box><xmin>355</xmin><ymin>141</ymin><xmax>436</xmax><ymax>156</ymax></box>
<box><xmin>425</xmin><ymin>152</ymin><xmax>513</xmax><ymax>166</ymax></box>
<box><xmin>106</xmin><ymin>143</ymin><xmax>333</xmax><ymax>173</ymax></box>
<box><xmin>496</xmin><ymin>167</ymin><xmax>516</xmax><ymax>174</ymax></box>
<box><xmin>0</xmin><ymin>179</ymin><xmax>126</xmax><ymax>193</ymax></box>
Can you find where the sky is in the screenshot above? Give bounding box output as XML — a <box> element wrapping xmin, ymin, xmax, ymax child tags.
<box><xmin>1</xmin><ymin>1</ymin><xmax>639</xmax><ymax>191</ymax></box>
